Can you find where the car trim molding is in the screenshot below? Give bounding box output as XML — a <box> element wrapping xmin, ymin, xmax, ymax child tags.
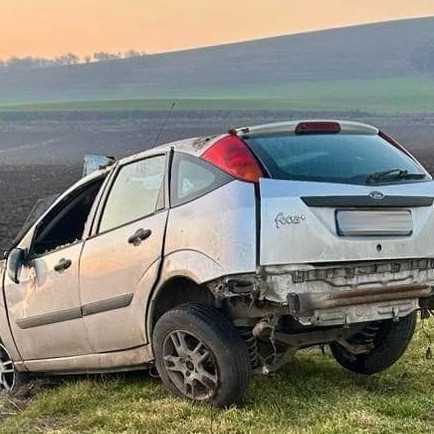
<box><xmin>16</xmin><ymin>293</ymin><xmax>134</xmax><ymax>329</ymax></box>
<box><xmin>302</xmin><ymin>195</ymin><xmax>434</xmax><ymax>208</ymax></box>
<box><xmin>16</xmin><ymin>307</ymin><xmax>82</xmax><ymax>330</ymax></box>
<box><xmin>81</xmin><ymin>293</ymin><xmax>134</xmax><ymax>317</ymax></box>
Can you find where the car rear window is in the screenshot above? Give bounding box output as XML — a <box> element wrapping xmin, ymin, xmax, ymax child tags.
<box><xmin>245</xmin><ymin>133</ymin><xmax>427</xmax><ymax>185</ymax></box>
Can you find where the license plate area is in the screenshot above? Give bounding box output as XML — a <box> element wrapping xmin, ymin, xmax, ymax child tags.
<box><xmin>336</xmin><ymin>209</ymin><xmax>413</xmax><ymax>236</ymax></box>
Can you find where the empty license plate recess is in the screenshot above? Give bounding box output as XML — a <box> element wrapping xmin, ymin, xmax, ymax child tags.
<box><xmin>336</xmin><ymin>210</ymin><xmax>413</xmax><ymax>236</ymax></box>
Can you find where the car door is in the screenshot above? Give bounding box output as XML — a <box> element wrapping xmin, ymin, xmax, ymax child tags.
<box><xmin>3</xmin><ymin>178</ymin><xmax>106</xmax><ymax>361</ymax></box>
<box><xmin>79</xmin><ymin>153</ymin><xmax>168</xmax><ymax>353</ymax></box>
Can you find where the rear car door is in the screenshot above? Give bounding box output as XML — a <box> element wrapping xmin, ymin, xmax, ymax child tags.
<box><xmin>79</xmin><ymin>153</ymin><xmax>168</xmax><ymax>353</ymax></box>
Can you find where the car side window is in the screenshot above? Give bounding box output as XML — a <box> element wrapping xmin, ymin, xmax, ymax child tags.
<box><xmin>99</xmin><ymin>155</ymin><xmax>166</xmax><ymax>233</ymax></box>
<box><xmin>31</xmin><ymin>178</ymin><xmax>105</xmax><ymax>257</ymax></box>
<box><xmin>170</xmin><ymin>152</ymin><xmax>232</xmax><ymax>207</ymax></box>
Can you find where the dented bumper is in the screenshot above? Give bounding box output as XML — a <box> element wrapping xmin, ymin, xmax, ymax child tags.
<box><xmin>217</xmin><ymin>258</ymin><xmax>434</xmax><ymax>327</ymax></box>
<box><xmin>260</xmin><ymin>258</ymin><xmax>434</xmax><ymax>325</ymax></box>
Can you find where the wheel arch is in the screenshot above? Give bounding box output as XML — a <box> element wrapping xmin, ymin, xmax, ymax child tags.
<box><xmin>146</xmin><ymin>275</ymin><xmax>215</xmax><ymax>342</ymax></box>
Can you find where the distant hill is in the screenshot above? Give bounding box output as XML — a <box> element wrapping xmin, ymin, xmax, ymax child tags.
<box><xmin>1</xmin><ymin>17</ymin><xmax>434</xmax><ymax>105</ymax></box>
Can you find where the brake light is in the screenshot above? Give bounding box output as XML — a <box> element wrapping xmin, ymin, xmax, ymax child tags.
<box><xmin>295</xmin><ymin>121</ymin><xmax>341</xmax><ymax>135</ymax></box>
<box><xmin>201</xmin><ymin>135</ymin><xmax>264</xmax><ymax>183</ymax></box>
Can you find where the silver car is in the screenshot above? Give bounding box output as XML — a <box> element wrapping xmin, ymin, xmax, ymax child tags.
<box><xmin>1</xmin><ymin>120</ymin><xmax>434</xmax><ymax>407</ymax></box>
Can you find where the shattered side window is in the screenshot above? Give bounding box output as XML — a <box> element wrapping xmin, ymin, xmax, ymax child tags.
<box><xmin>99</xmin><ymin>155</ymin><xmax>166</xmax><ymax>233</ymax></box>
<box><xmin>11</xmin><ymin>194</ymin><xmax>59</xmax><ymax>248</ymax></box>
<box><xmin>82</xmin><ymin>154</ymin><xmax>115</xmax><ymax>177</ymax></box>
<box><xmin>31</xmin><ymin>179</ymin><xmax>105</xmax><ymax>256</ymax></box>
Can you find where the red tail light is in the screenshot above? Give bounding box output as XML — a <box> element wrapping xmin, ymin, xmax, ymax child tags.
<box><xmin>295</xmin><ymin>121</ymin><xmax>341</xmax><ymax>135</ymax></box>
<box><xmin>201</xmin><ymin>135</ymin><xmax>264</xmax><ymax>183</ymax></box>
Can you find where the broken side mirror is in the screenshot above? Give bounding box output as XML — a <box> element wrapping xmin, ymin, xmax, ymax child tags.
<box><xmin>7</xmin><ymin>248</ymin><xmax>25</xmax><ymax>284</ymax></box>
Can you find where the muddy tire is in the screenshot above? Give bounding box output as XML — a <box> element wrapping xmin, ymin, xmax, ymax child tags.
<box><xmin>330</xmin><ymin>312</ymin><xmax>417</xmax><ymax>375</ymax></box>
<box><xmin>0</xmin><ymin>343</ymin><xmax>26</xmax><ymax>393</ymax></box>
<box><xmin>153</xmin><ymin>303</ymin><xmax>250</xmax><ymax>407</ymax></box>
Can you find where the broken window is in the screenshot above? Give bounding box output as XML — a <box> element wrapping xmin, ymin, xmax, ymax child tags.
<box><xmin>31</xmin><ymin>178</ymin><xmax>105</xmax><ymax>256</ymax></box>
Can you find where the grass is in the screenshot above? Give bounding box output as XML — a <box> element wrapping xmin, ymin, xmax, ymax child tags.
<box><xmin>1</xmin><ymin>77</ymin><xmax>434</xmax><ymax>115</ymax></box>
<box><xmin>1</xmin><ymin>320</ymin><xmax>433</xmax><ymax>433</ymax></box>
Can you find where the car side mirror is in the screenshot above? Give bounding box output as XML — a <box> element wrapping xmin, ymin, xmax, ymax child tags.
<box><xmin>7</xmin><ymin>248</ymin><xmax>25</xmax><ymax>284</ymax></box>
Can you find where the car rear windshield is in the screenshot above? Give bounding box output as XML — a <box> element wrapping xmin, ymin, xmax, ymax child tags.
<box><xmin>245</xmin><ymin>133</ymin><xmax>427</xmax><ymax>185</ymax></box>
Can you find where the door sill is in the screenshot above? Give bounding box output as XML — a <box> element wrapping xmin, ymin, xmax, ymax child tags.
<box><xmin>23</xmin><ymin>344</ymin><xmax>154</xmax><ymax>374</ymax></box>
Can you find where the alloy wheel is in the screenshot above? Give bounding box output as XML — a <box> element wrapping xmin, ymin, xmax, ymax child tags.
<box><xmin>162</xmin><ymin>330</ymin><xmax>219</xmax><ymax>400</ymax></box>
<box><xmin>0</xmin><ymin>344</ymin><xmax>16</xmax><ymax>392</ymax></box>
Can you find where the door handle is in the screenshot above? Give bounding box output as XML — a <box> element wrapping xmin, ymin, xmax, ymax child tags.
<box><xmin>54</xmin><ymin>258</ymin><xmax>72</xmax><ymax>272</ymax></box>
<box><xmin>128</xmin><ymin>228</ymin><xmax>152</xmax><ymax>246</ymax></box>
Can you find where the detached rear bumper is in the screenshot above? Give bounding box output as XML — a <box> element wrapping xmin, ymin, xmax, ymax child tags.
<box><xmin>261</xmin><ymin>258</ymin><xmax>434</xmax><ymax>326</ymax></box>
<box><xmin>287</xmin><ymin>284</ymin><xmax>431</xmax><ymax>326</ymax></box>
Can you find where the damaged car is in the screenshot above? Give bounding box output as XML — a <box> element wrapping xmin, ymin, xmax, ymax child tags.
<box><xmin>1</xmin><ymin>120</ymin><xmax>434</xmax><ymax>407</ymax></box>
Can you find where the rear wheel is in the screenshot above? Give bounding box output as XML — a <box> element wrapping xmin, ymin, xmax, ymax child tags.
<box><xmin>330</xmin><ymin>312</ymin><xmax>417</xmax><ymax>375</ymax></box>
<box><xmin>153</xmin><ymin>303</ymin><xmax>250</xmax><ymax>407</ymax></box>
<box><xmin>0</xmin><ymin>344</ymin><xmax>25</xmax><ymax>393</ymax></box>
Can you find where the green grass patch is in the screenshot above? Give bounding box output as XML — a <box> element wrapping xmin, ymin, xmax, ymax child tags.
<box><xmin>1</xmin><ymin>321</ymin><xmax>433</xmax><ymax>433</ymax></box>
<box><xmin>1</xmin><ymin>77</ymin><xmax>434</xmax><ymax>114</ymax></box>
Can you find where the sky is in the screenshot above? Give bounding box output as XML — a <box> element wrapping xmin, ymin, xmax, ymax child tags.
<box><xmin>1</xmin><ymin>0</ymin><xmax>434</xmax><ymax>58</ymax></box>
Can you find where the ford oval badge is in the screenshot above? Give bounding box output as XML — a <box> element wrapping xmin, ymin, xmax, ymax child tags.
<box><xmin>369</xmin><ymin>191</ymin><xmax>385</xmax><ymax>200</ymax></box>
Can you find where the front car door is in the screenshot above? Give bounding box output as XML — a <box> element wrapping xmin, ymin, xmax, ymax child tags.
<box><xmin>79</xmin><ymin>153</ymin><xmax>168</xmax><ymax>353</ymax></box>
<box><xmin>4</xmin><ymin>176</ymin><xmax>105</xmax><ymax>360</ymax></box>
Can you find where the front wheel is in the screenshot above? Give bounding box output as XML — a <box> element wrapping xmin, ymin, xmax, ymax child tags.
<box><xmin>0</xmin><ymin>343</ymin><xmax>26</xmax><ymax>393</ymax></box>
<box><xmin>330</xmin><ymin>312</ymin><xmax>417</xmax><ymax>375</ymax></box>
<box><xmin>153</xmin><ymin>303</ymin><xmax>250</xmax><ymax>407</ymax></box>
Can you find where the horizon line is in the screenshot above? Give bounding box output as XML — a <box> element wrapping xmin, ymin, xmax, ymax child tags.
<box><xmin>2</xmin><ymin>14</ymin><xmax>433</xmax><ymax>60</ymax></box>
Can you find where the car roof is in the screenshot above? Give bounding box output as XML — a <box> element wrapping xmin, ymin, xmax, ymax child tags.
<box><xmin>116</xmin><ymin>119</ymin><xmax>379</xmax><ymax>164</ymax></box>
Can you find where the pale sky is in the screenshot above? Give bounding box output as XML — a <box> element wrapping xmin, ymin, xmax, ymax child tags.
<box><xmin>1</xmin><ymin>0</ymin><xmax>434</xmax><ymax>58</ymax></box>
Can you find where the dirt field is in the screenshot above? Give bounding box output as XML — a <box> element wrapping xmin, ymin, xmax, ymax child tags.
<box><xmin>1</xmin><ymin>110</ymin><xmax>434</xmax><ymax>251</ymax></box>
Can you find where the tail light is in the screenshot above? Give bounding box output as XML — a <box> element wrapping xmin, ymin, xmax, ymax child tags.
<box><xmin>201</xmin><ymin>134</ymin><xmax>264</xmax><ymax>183</ymax></box>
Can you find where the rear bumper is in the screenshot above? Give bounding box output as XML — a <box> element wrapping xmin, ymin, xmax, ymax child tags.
<box><xmin>261</xmin><ymin>258</ymin><xmax>434</xmax><ymax>326</ymax></box>
<box><xmin>287</xmin><ymin>284</ymin><xmax>431</xmax><ymax>326</ymax></box>
<box><xmin>292</xmin><ymin>284</ymin><xmax>431</xmax><ymax>311</ymax></box>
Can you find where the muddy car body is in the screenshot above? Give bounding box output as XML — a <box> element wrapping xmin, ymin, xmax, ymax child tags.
<box><xmin>1</xmin><ymin>120</ymin><xmax>434</xmax><ymax>406</ymax></box>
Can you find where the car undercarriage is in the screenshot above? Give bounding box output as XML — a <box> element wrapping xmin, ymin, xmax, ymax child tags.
<box><xmin>208</xmin><ymin>259</ymin><xmax>434</xmax><ymax>373</ymax></box>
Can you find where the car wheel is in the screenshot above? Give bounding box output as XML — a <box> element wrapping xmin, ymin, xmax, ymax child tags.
<box><xmin>330</xmin><ymin>312</ymin><xmax>417</xmax><ymax>375</ymax></box>
<box><xmin>0</xmin><ymin>343</ymin><xmax>25</xmax><ymax>393</ymax></box>
<box><xmin>153</xmin><ymin>303</ymin><xmax>250</xmax><ymax>407</ymax></box>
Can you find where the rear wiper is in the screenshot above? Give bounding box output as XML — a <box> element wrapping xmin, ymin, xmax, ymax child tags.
<box><xmin>366</xmin><ymin>168</ymin><xmax>426</xmax><ymax>184</ymax></box>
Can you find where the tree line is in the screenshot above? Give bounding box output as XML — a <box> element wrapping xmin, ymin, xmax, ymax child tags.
<box><xmin>0</xmin><ymin>50</ymin><xmax>147</xmax><ymax>72</ymax></box>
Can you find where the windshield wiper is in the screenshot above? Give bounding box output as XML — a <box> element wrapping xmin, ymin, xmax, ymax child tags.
<box><xmin>366</xmin><ymin>168</ymin><xmax>426</xmax><ymax>184</ymax></box>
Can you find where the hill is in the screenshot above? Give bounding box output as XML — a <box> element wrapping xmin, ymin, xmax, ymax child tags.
<box><xmin>1</xmin><ymin>17</ymin><xmax>434</xmax><ymax>106</ymax></box>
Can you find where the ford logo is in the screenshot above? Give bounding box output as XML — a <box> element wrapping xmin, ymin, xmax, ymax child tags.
<box><xmin>369</xmin><ymin>191</ymin><xmax>385</xmax><ymax>200</ymax></box>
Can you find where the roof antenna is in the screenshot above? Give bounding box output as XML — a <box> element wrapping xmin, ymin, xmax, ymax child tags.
<box><xmin>154</xmin><ymin>101</ymin><xmax>177</xmax><ymax>147</ymax></box>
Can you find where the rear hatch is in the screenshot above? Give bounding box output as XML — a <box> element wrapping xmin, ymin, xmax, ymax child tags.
<box><xmin>243</xmin><ymin>121</ymin><xmax>434</xmax><ymax>266</ymax></box>
<box><xmin>259</xmin><ymin>178</ymin><xmax>434</xmax><ymax>265</ymax></box>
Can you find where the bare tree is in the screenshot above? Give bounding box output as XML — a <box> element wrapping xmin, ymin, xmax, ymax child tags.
<box><xmin>0</xmin><ymin>49</ymin><xmax>146</xmax><ymax>71</ymax></box>
<box><xmin>124</xmin><ymin>50</ymin><xmax>146</xmax><ymax>58</ymax></box>
<box><xmin>93</xmin><ymin>51</ymin><xmax>122</xmax><ymax>62</ymax></box>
